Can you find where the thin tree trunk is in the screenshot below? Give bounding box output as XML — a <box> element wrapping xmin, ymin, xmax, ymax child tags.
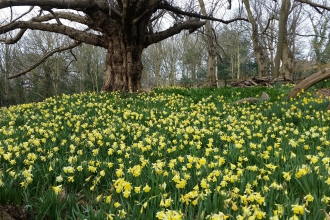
<box><xmin>95</xmin><ymin>55</ymin><xmax>99</xmax><ymax>93</ymax></box>
<box><xmin>231</xmin><ymin>54</ymin><xmax>234</xmax><ymax>78</ymax></box>
<box><xmin>155</xmin><ymin>64</ymin><xmax>160</xmax><ymax>87</ymax></box>
<box><xmin>198</xmin><ymin>0</ymin><xmax>217</xmax><ymax>88</ymax></box>
<box><xmin>53</xmin><ymin>60</ymin><xmax>59</xmax><ymax>95</ymax></box>
<box><xmin>237</xmin><ymin>41</ymin><xmax>240</xmax><ymax>79</ymax></box>
<box><xmin>4</xmin><ymin>44</ymin><xmax>10</xmax><ymax>100</ymax></box>
<box><xmin>191</xmin><ymin>65</ymin><xmax>196</xmax><ymax>81</ymax></box>
<box><xmin>274</xmin><ymin>0</ymin><xmax>291</xmax><ymax>78</ymax></box>
<box><xmin>268</xmin><ymin>21</ymin><xmax>275</xmax><ymax>75</ymax></box>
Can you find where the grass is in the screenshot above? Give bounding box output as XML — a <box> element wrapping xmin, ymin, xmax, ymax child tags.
<box><xmin>0</xmin><ymin>85</ymin><xmax>330</xmax><ymax>220</ymax></box>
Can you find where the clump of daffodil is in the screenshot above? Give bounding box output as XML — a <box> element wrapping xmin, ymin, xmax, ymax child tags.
<box><xmin>156</xmin><ymin>209</ymin><xmax>183</xmax><ymax>220</ymax></box>
<box><xmin>206</xmin><ymin>211</ymin><xmax>229</xmax><ymax>220</ymax></box>
<box><xmin>52</xmin><ymin>185</ymin><xmax>62</xmax><ymax>195</ymax></box>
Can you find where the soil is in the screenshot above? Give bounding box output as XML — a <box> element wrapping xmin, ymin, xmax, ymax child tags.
<box><xmin>0</xmin><ymin>204</ymin><xmax>30</xmax><ymax>220</ymax></box>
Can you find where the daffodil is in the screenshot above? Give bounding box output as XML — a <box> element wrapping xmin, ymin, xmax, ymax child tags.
<box><xmin>282</xmin><ymin>171</ymin><xmax>291</xmax><ymax>181</ymax></box>
<box><xmin>291</xmin><ymin>204</ymin><xmax>305</xmax><ymax>215</ymax></box>
<box><xmin>114</xmin><ymin>202</ymin><xmax>121</xmax><ymax>208</ymax></box>
<box><xmin>52</xmin><ymin>185</ymin><xmax>62</xmax><ymax>195</ymax></box>
<box><xmin>143</xmin><ymin>184</ymin><xmax>151</xmax><ymax>192</ymax></box>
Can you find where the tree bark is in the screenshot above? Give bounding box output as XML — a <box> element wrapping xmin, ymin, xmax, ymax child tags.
<box><xmin>101</xmin><ymin>33</ymin><xmax>143</xmax><ymax>92</ymax></box>
<box><xmin>281</xmin><ymin>41</ymin><xmax>294</xmax><ymax>79</ymax></box>
<box><xmin>274</xmin><ymin>0</ymin><xmax>291</xmax><ymax>78</ymax></box>
<box><xmin>288</xmin><ymin>68</ymin><xmax>330</xmax><ymax>98</ymax></box>
<box><xmin>198</xmin><ymin>0</ymin><xmax>217</xmax><ymax>88</ymax></box>
<box><xmin>207</xmin><ymin>51</ymin><xmax>217</xmax><ymax>87</ymax></box>
<box><xmin>243</xmin><ymin>0</ymin><xmax>266</xmax><ymax>77</ymax></box>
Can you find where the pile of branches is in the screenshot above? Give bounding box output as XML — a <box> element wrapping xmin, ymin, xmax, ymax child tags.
<box><xmin>231</xmin><ymin>76</ymin><xmax>294</xmax><ymax>87</ymax></box>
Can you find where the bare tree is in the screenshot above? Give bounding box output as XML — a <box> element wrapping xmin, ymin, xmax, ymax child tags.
<box><xmin>273</xmin><ymin>0</ymin><xmax>291</xmax><ymax>78</ymax></box>
<box><xmin>287</xmin><ymin>0</ymin><xmax>330</xmax><ymax>97</ymax></box>
<box><xmin>198</xmin><ymin>0</ymin><xmax>218</xmax><ymax>88</ymax></box>
<box><xmin>162</xmin><ymin>37</ymin><xmax>180</xmax><ymax>86</ymax></box>
<box><xmin>72</xmin><ymin>44</ymin><xmax>106</xmax><ymax>93</ymax></box>
<box><xmin>0</xmin><ymin>38</ymin><xmax>20</xmax><ymax>105</ymax></box>
<box><xmin>142</xmin><ymin>41</ymin><xmax>165</xmax><ymax>87</ymax></box>
<box><xmin>243</xmin><ymin>0</ymin><xmax>270</xmax><ymax>77</ymax></box>
<box><xmin>181</xmin><ymin>34</ymin><xmax>206</xmax><ymax>83</ymax></box>
<box><xmin>0</xmin><ymin>0</ymin><xmax>248</xmax><ymax>92</ymax></box>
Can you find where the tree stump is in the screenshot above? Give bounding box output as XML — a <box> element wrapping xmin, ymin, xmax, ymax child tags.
<box><xmin>288</xmin><ymin>68</ymin><xmax>330</xmax><ymax>98</ymax></box>
<box><xmin>234</xmin><ymin>92</ymin><xmax>270</xmax><ymax>104</ymax></box>
<box><xmin>261</xmin><ymin>92</ymin><xmax>270</xmax><ymax>101</ymax></box>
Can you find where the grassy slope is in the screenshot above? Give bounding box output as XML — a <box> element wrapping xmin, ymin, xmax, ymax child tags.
<box><xmin>0</xmin><ymin>84</ymin><xmax>329</xmax><ymax>219</ymax></box>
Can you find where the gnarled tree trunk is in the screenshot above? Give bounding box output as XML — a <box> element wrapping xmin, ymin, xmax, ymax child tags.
<box><xmin>101</xmin><ymin>34</ymin><xmax>143</xmax><ymax>92</ymax></box>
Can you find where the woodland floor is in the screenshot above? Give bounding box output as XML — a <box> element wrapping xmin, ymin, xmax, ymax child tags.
<box><xmin>0</xmin><ymin>204</ymin><xmax>30</xmax><ymax>220</ymax></box>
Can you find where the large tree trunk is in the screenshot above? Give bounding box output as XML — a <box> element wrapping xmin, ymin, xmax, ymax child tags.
<box><xmin>207</xmin><ymin>50</ymin><xmax>217</xmax><ymax>87</ymax></box>
<box><xmin>101</xmin><ymin>34</ymin><xmax>143</xmax><ymax>92</ymax></box>
<box><xmin>242</xmin><ymin>0</ymin><xmax>266</xmax><ymax>77</ymax></box>
<box><xmin>198</xmin><ymin>0</ymin><xmax>217</xmax><ymax>88</ymax></box>
<box><xmin>273</xmin><ymin>0</ymin><xmax>291</xmax><ymax>78</ymax></box>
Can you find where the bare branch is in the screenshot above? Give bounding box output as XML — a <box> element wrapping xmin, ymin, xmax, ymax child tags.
<box><xmin>261</xmin><ymin>16</ymin><xmax>276</xmax><ymax>35</ymax></box>
<box><xmin>8</xmin><ymin>41</ymin><xmax>82</xmax><ymax>79</ymax></box>
<box><xmin>0</xmin><ymin>29</ymin><xmax>27</xmax><ymax>44</ymax></box>
<box><xmin>0</xmin><ymin>0</ymin><xmax>102</xmax><ymax>11</ymax></box>
<box><xmin>295</xmin><ymin>0</ymin><xmax>330</xmax><ymax>11</ymax></box>
<box><xmin>295</xmin><ymin>33</ymin><xmax>327</xmax><ymax>38</ymax></box>
<box><xmin>65</xmin><ymin>49</ymin><xmax>78</xmax><ymax>72</ymax></box>
<box><xmin>150</xmin><ymin>10</ymin><xmax>166</xmax><ymax>22</ymax></box>
<box><xmin>32</xmin><ymin>12</ymin><xmax>91</xmax><ymax>27</ymax></box>
<box><xmin>0</xmin><ymin>11</ymin><xmax>92</xmax><ymax>44</ymax></box>
<box><xmin>1</xmin><ymin>6</ymin><xmax>34</xmax><ymax>28</ymax></box>
<box><xmin>0</xmin><ymin>0</ymin><xmax>123</xmax><ymax>20</ymax></box>
<box><xmin>0</xmin><ymin>21</ymin><xmax>107</xmax><ymax>47</ymax></box>
<box><xmin>133</xmin><ymin>9</ymin><xmax>150</xmax><ymax>24</ymax></box>
<box><xmin>145</xmin><ymin>20</ymin><xmax>206</xmax><ymax>46</ymax></box>
<box><xmin>227</xmin><ymin>0</ymin><xmax>232</xmax><ymax>10</ymax></box>
<box><xmin>44</xmin><ymin>8</ymin><xmax>63</xmax><ymax>25</ymax></box>
<box><xmin>159</xmin><ymin>1</ymin><xmax>249</xmax><ymax>24</ymax></box>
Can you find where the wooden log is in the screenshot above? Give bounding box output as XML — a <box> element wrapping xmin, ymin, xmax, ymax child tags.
<box><xmin>247</xmin><ymin>79</ymin><xmax>258</xmax><ymax>86</ymax></box>
<box><xmin>288</xmin><ymin>68</ymin><xmax>330</xmax><ymax>98</ymax></box>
